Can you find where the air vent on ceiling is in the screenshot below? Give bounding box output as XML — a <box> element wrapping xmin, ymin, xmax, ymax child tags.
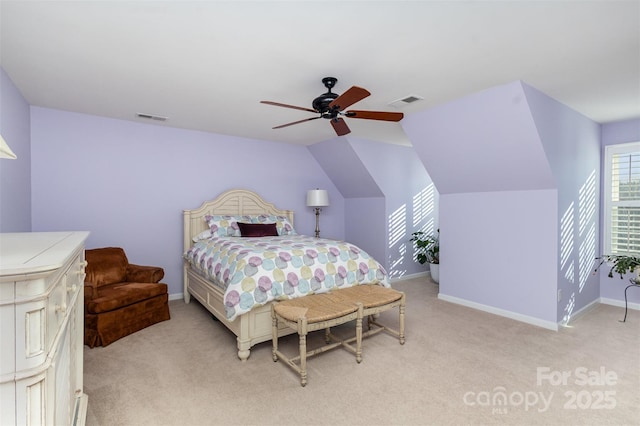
<box><xmin>388</xmin><ymin>94</ymin><xmax>424</xmax><ymax>109</ymax></box>
<box><xmin>136</xmin><ymin>113</ymin><xmax>168</xmax><ymax>121</ymax></box>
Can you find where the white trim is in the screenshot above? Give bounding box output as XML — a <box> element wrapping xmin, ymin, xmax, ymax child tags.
<box><xmin>603</xmin><ymin>142</ymin><xmax>640</xmax><ymax>255</ymax></box>
<box><xmin>169</xmin><ymin>292</ymin><xmax>184</xmax><ymax>301</ymax></box>
<box><xmin>437</xmin><ymin>293</ymin><xmax>559</xmax><ymax>331</ymax></box>
<box><xmin>600</xmin><ymin>297</ymin><xmax>640</xmax><ymax>311</ymax></box>
<box><xmin>559</xmin><ymin>298</ymin><xmax>600</xmax><ymax>327</ymax></box>
<box><xmin>390</xmin><ymin>271</ymin><xmax>429</xmax><ymax>283</ymax></box>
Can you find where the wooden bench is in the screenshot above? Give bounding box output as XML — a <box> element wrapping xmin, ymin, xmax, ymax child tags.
<box><xmin>271</xmin><ymin>293</ymin><xmax>364</xmax><ymax>387</ymax></box>
<box><xmin>332</xmin><ymin>285</ymin><xmax>405</xmax><ymax>348</ymax></box>
<box><xmin>271</xmin><ymin>285</ymin><xmax>405</xmax><ymax>386</ymax></box>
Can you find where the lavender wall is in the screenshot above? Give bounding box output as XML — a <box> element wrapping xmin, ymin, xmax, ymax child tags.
<box><xmin>0</xmin><ymin>68</ymin><xmax>31</xmax><ymax>232</ymax></box>
<box><xmin>30</xmin><ymin>107</ymin><xmax>342</xmax><ymax>296</ymax></box>
<box><xmin>522</xmin><ymin>83</ymin><xmax>601</xmax><ymax>322</ymax></box>
<box><xmin>600</xmin><ymin>118</ymin><xmax>640</xmax><ymax>306</ymax></box>
<box><xmin>344</xmin><ymin>197</ymin><xmax>386</xmax><ymax>268</ymax></box>
<box><xmin>602</xmin><ymin>119</ymin><xmax>640</xmax><ymax>147</ymax></box>
<box><xmin>440</xmin><ymin>189</ymin><xmax>558</xmax><ymax>324</ymax></box>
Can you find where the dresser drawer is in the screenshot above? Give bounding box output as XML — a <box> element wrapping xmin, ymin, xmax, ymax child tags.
<box><xmin>46</xmin><ymin>276</ymin><xmax>67</xmax><ymax>351</ymax></box>
<box><xmin>64</xmin><ymin>253</ymin><xmax>86</xmax><ymax>308</ymax></box>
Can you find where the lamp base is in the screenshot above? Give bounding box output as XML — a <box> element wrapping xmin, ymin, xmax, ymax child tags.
<box><xmin>314</xmin><ymin>207</ymin><xmax>321</xmax><ymax>238</ymax></box>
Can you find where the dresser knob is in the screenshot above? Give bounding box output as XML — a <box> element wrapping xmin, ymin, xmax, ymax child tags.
<box><xmin>77</xmin><ymin>262</ymin><xmax>88</xmax><ymax>273</ymax></box>
<box><xmin>56</xmin><ymin>304</ymin><xmax>67</xmax><ymax>314</ymax></box>
<box><xmin>67</xmin><ymin>284</ymin><xmax>77</xmax><ymax>293</ymax></box>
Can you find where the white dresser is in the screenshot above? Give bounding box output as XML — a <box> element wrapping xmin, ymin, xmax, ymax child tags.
<box><xmin>0</xmin><ymin>232</ymin><xmax>89</xmax><ymax>426</ymax></box>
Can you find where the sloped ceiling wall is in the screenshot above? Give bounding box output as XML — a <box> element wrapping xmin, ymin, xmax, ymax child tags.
<box><xmin>307</xmin><ymin>137</ymin><xmax>383</xmax><ymax>198</ymax></box>
<box><xmin>403</xmin><ymin>80</ymin><xmax>555</xmax><ymax>194</ymax></box>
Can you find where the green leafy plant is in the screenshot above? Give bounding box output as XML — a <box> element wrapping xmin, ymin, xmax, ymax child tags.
<box><xmin>410</xmin><ymin>229</ymin><xmax>439</xmax><ymax>265</ymax></box>
<box><xmin>594</xmin><ymin>255</ymin><xmax>640</xmax><ymax>279</ymax></box>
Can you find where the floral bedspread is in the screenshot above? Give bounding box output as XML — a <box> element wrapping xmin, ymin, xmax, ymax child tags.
<box><xmin>183</xmin><ymin>235</ymin><xmax>390</xmax><ymax>321</ymax></box>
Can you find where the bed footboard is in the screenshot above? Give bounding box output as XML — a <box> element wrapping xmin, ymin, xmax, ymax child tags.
<box><xmin>184</xmin><ymin>264</ymin><xmax>295</xmax><ymax>360</ymax></box>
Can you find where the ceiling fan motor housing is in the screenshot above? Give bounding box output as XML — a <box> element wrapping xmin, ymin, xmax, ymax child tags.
<box><xmin>313</xmin><ymin>77</ymin><xmax>340</xmax><ymax>117</ymax></box>
<box><xmin>313</xmin><ymin>92</ymin><xmax>339</xmax><ymax>116</ymax></box>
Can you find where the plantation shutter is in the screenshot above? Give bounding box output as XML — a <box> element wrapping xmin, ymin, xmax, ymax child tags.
<box><xmin>610</xmin><ymin>150</ymin><xmax>640</xmax><ymax>255</ymax></box>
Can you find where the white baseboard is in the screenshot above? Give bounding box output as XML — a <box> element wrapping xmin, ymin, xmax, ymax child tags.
<box><xmin>559</xmin><ymin>298</ymin><xmax>600</xmax><ymax>327</ymax></box>
<box><xmin>600</xmin><ymin>297</ymin><xmax>640</xmax><ymax>311</ymax></box>
<box><xmin>437</xmin><ymin>293</ymin><xmax>559</xmax><ymax>331</ymax></box>
<box><xmin>390</xmin><ymin>271</ymin><xmax>429</xmax><ymax>283</ymax></box>
<box><xmin>169</xmin><ymin>292</ymin><xmax>184</xmax><ymax>301</ymax></box>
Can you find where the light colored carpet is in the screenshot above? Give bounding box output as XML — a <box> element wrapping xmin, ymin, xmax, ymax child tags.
<box><xmin>84</xmin><ymin>278</ymin><xmax>640</xmax><ymax>426</ymax></box>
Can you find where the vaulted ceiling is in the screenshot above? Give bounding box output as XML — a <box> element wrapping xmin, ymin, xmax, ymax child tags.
<box><xmin>1</xmin><ymin>1</ymin><xmax>638</xmax><ymax>146</ymax></box>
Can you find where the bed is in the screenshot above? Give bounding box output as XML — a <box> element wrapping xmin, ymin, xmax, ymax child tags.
<box><xmin>183</xmin><ymin>189</ymin><xmax>389</xmax><ymax>360</ymax></box>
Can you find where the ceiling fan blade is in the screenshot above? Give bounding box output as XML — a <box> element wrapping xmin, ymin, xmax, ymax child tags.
<box><xmin>328</xmin><ymin>86</ymin><xmax>371</xmax><ymax>111</ymax></box>
<box><xmin>272</xmin><ymin>116</ymin><xmax>321</xmax><ymax>129</ymax></box>
<box><xmin>345</xmin><ymin>110</ymin><xmax>404</xmax><ymax>122</ymax></box>
<box><xmin>261</xmin><ymin>101</ymin><xmax>317</xmax><ymax>113</ymax></box>
<box><xmin>331</xmin><ymin>117</ymin><xmax>351</xmax><ymax>136</ymax></box>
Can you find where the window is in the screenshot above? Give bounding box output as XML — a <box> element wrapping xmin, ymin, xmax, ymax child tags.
<box><xmin>604</xmin><ymin>142</ymin><xmax>640</xmax><ymax>255</ymax></box>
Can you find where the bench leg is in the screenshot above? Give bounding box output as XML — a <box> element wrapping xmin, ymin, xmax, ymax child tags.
<box><xmin>399</xmin><ymin>293</ymin><xmax>406</xmax><ymax>345</ymax></box>
<box><xmin>299</xmin><ymin>317</ymin><xmax>308</xmax><ymax>387</ymax></box>
<box><xmin>356</xmin><ymin>303</ymin><xmax>363</xmax><ymax>363</ymax></box>
<box><xmin>367</xmin><ymin>313</ymin><xmax>379</xmax><ymax>331</ymax></box>
<box><xmin>271</xmin><ymin>305</ymin><xmax>278</xmax><ymax>362</ymax></box>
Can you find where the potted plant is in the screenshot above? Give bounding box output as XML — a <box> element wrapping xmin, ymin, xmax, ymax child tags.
<box><xmin>594</xmin><ymin>254</ymin><xmax>640</xmax><ymax>281</ymax></box>
<box><xmin>410</xmin><ymin>229</ymin><xmax>439</xmax><ymax>283</ymax></box>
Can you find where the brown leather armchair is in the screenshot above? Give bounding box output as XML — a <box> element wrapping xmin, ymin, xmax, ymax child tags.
<box><xmin>84</xmin><ymin>247</ymin><xmax>170</xmax><ymax>347</ymax></box>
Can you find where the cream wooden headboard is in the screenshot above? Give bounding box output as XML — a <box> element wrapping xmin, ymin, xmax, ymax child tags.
<box><xmin>182</xmin><ymin>189</ymin><xmax>295</xmax><ymax>252</ymax></box>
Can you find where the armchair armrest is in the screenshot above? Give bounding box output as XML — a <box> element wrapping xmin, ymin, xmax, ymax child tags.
<box><xmin>126</xmin><ymin>263</ymin><xmax>165</xmax><ymax>283</ymax></box>
<box><xmin>84</xmin><ymin>281</ymin><xmax>98</xmax><ymax>303</ymax></box>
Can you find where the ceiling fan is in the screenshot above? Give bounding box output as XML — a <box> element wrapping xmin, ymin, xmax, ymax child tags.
<box><xmin>260</xmin><ymin>77</ymin><xmax>404</xmax><ymax>136</ymax></box>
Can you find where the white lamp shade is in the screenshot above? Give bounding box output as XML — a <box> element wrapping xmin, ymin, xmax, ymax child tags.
<box><xmin>0</xmin><ymin>134</ymin><xmax>17</xmax><ymax>159</ymax></box>
<box><xmin>307</xmin><ymin>189</ymin><xmax>329</xmax><ymax>207</ymax></box>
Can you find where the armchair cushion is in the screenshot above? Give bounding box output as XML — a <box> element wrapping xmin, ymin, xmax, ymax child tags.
<box><xmin>86</xmin><ymin>282</ymin><xmax>169</xmax><ymax>314</ymax></box>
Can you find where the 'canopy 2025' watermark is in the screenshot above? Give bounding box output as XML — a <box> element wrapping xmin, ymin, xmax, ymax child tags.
<box><xmin>462</xmin><ymin>366</ymin><xmax>618</xmax><ymax>414</ymax></box>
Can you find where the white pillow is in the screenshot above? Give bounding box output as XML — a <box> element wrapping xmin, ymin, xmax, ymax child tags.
<box><xmin>192</xmin><ymin>229</ymin><xmax>212</xmax><ymax>242</ymax></box>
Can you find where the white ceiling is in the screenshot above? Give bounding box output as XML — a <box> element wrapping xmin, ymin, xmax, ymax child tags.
<box><xmin>1</xmin><ymin>1</ymin><xmax>639</xmax><ymax>147</ymax></box>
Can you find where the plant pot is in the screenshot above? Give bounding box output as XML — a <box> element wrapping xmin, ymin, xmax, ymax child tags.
<box><xmin>429</xmin><ymin>263</ymin><xmax>439</xmax><ymax>284</ymax></box>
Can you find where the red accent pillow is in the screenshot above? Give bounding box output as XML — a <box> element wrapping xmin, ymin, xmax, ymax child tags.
<box><xmin>237</xmin><ymin>222</ymin><xmax>278</xmax><ymax>237</ymax></box>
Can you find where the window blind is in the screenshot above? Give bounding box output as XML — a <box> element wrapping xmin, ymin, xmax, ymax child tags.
<box><xmin>610</xmin><ymin>151</ymin><xmax>640</xmax><ymax>255</ymax></box>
